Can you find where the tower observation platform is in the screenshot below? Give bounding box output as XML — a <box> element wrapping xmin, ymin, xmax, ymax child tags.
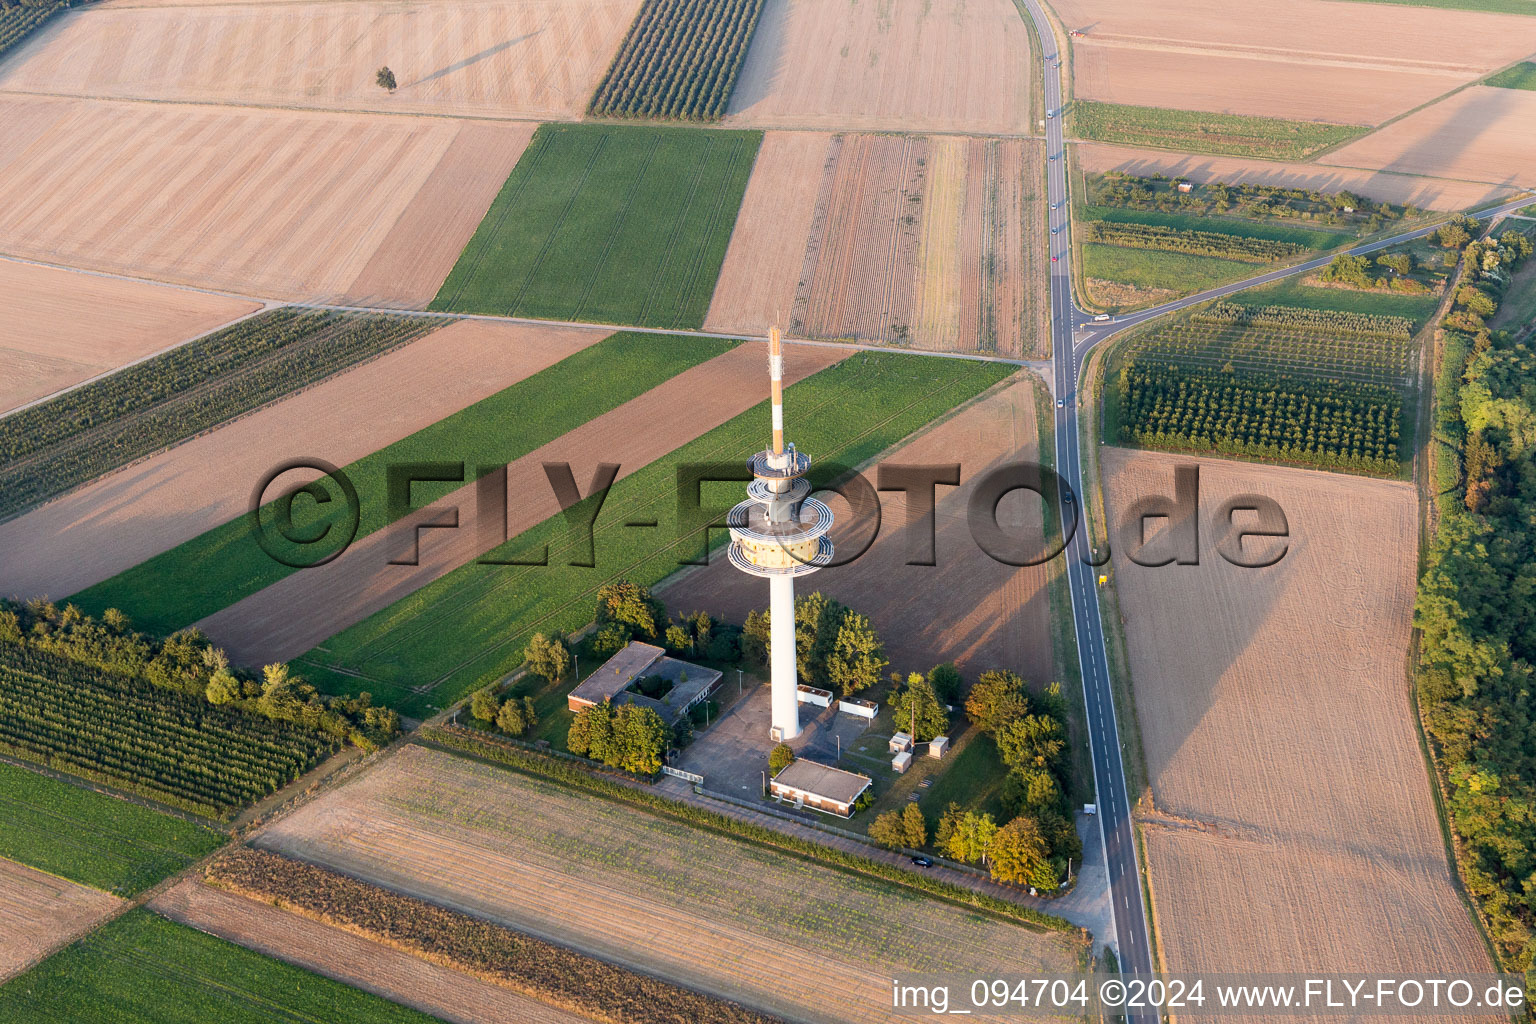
<box><xmin>726</xmin><ymin>328</ymin><xmax>833</xmax><ymax>742</ymax></box>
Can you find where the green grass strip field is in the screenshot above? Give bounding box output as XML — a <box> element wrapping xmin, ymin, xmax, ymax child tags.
<box><xmin>0</xmin><ymin>760</ymin><xmax>224</xmax><ymax>896</ymax></box>
<box><xmin>1243</xmin><ymin>276</ymin><xmax>1441</xmax><ymax>328</ymax></box>
<box><xmin>69</xmin><ymin>333</ymin><xmax>735</xmax><ymax>636</ymax></box>
<box><xmin>0</xmin><ymin>909</ymin><xmax>443</xmax><ymax>1024</ymax></box>
<box><xmin>1335</xmin><ymin>0</ymin><xmax>1534</xmax><ymax>12</ymax></box>
<box><xmin>1084</xmin><ymin>242</ymin><xmax>1257</xmax><ymax>293</ymax></box>
<box><xmin>1486</xmin><ymin>61</ymin><xmax>1536</xmax><ymax>89</ymax></box>
<box><xmin>299</xmin><ymin>353</ymin><xmax>1015</xmax><ymax>716</ymax></box>
<box><xmin>1071</xmin><ymin>101</ymin><xmax>1367</xmax><ymax>160</ymax></box>
<box><xmin>1081</xmin><ymin>205</ymin><xmax>1356</xmax><ymax>250</ymax></box>
<box><xmin>431</xmin><ymin>123</ymin><xmax>760</xmax><ymax>328</ymax></box>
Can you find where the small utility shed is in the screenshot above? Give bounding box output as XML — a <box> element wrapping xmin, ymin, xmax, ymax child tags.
<box><xmin>769</xmin><ymin>759</ymin><xmax>872</xmax><ymax>818</ymax></box>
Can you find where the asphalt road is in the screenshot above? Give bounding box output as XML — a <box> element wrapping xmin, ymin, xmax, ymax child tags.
<box><xmin>1022</xmin><ymin>0</ymin><xmax>1530</xmax><ymax>1004</ymax></box>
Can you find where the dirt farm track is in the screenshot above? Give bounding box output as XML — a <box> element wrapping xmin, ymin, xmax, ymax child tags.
<box><xmin>1101</xmin><ymin>449</ymin><xmax>1493</xmax><ymax>1020</ymax></box>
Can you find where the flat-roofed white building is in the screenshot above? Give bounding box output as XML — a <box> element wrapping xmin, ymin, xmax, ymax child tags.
<box><xmin>769</xmin><ymin>758</ymin><xmax>872</xmax><ymax>818</ymax></box>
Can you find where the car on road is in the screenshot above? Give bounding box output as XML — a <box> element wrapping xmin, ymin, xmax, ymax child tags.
<box><xmin>1052</xmin><ymin>201</ymin><xmax>1060</xmax><ymax>209</ymax></box>
<box><xmin>910</xmin><ymin>856</ymin><xmax>933</xmax><ymax>868</ymax></box>
<box><xmin>1094</xmin><ymin>314</ymin><xmax>1111</xmax><ymax>322</ymax></box>
<box><xmin>1064</xmin><ymin>491</ymin><xmax>1074</xmax><ymax>503</ymax></box>
<box><xmin>1054</xmin><ymin>60</ymin><xmax>1061</xmax><ymax>68</ymax></box>
<box><xmin>1051</xmin><ymin>255</ymin><xmax>1058</xmax><ymax>262</ymax></box>
<box><xmin>1051</xmin><ymin>226</ymin><xmax>1059</xmax><ymax>233</ymax></box>
<box><xmin>1046</xmin><ymin>110</ymin><xmax>1054</xmax><ymax>118</ymax></box>
<box><xmin>1057</xmin><ymin>399</ymin><xmax>1065</xmax><ymax>408</ymax></box>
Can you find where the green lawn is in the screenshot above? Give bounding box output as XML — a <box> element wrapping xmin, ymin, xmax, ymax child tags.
<box><xmin>1071</xmin><ymin>101</ymin><xmax>1367</xmax><ymax>160</ymax></box>
<box><xmin>1080</xmin><ymin>205</ymin><xmax>1356</xmax><ymax>250</ymax></box>
<box><xmin>1491</xmin><ymin>257</ymin><xmax>1536</xmax><ymax>330</ymax></box>
<box><xmin>0</xmin><ymin>910</ymin><xmax>443</xmax><ymax>1024</ymax></box>
<box><xmin>1083</xmin><ymin>243</ymin><xmax>1256</xmax><ymax>293</ymax></box>
<box><xmin>0</xmin><ymin>761</ymin><xmax>224</xmax><ymax>896</ymax></box>
<box><xmin>69</xmin><ymin>333</ymin><xmax>734</xmax><ymax>635</ymax></box>
<box><xmin>1487</xmin><ymin>61</ymin><xmax>1536</xmax><ymax>89</ymax></box>
<box><xmin>916</xmin><ymin>733</ymin><xmax>1011</xmax><ymax>825</ymax></box>
<box><xmin>1242</xmin><ymin>276</ymin><xmax>1441</xmax><ymax>328</ymax></box>
<box><xmin>431</xmin><ymin>123</ymin><xmax>761</xmax><ymax>328</ymax></box>
<box><xmin>298</xmin><ymin>354</ymin><xmax>1016</xmax><ymax>716</ymax></box>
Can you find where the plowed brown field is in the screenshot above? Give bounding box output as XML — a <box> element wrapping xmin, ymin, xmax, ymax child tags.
<box><xmin>1319</xmin><ymin>87</ymin><xmax>1536</xmax><ymax>189</ymax></box>
<box><xmin>197</xmin><ymin>342</ymin><xmax>851</xmax><ymax>667</ymax></box>
<box><xmin>0</xmin><ymin>0</ymin><xmax>639</xmax><ymax>120</ymax></box>
<box><xmin>1053</xmin><ymin>0</ymin><xmax>1536</xmax><ymax>124</ymax></box>
<box><xmin>0</xmin><ymin>260</ymin><xmax>259</xmax><ymax>414</ymax></box>
<box><xmin>1074</xmin><ymin>142</ymin><xmax>1517</xmax><ymax>211</ymax></box>
<box><xmin>789</xmin><ymin>135</ymin><xmax>1045</xmax><ymax>357</ymax></box>
<box><xmin>725</xmin><ymin>0</ymin><xmax>1032</xmax><ymax>134</ymax></box>
<box><xmin>0</xmin><ymin>321</ymin><xmax>603</xmax><ymax>601</ymax></box>
<box><xmin>664</xmin><ymin>376</ymin><xmax>1052</xmax><ymax>684</ymax></box>
<box><xmin>256</xmin><ymin>745</ymin><xmax>1085</xmax><ymax>1024</ymax></box>
<box><xmin>150</xmin><ymin>879</ymin><xmax>595</xmax><ymax>1024</ymax></box>
<box><xmin>0</xmin><ymin>96</ymin><xmax>513</xmax><ymax>300</ymax></box>
<box><xmin>0</xmin><ymin>858</ymin><xmax>124</xmax><ymax>983</ymax></box>
<box><xmin>1101</xmin><ymin>449</ymin><xmax>1491</xmax><ymax>1012</ymax></box>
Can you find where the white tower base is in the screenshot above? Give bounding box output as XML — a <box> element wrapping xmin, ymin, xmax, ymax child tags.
<box><xmin>768</xmin><ymin>574</ymin><xmax>800</xmax><ymax>741</ymax></box>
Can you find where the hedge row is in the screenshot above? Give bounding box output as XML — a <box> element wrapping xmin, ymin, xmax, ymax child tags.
<box><xmin>1085</xmin><ymin>220</ymin><xmax>1307</xmax><ymax>263</ymax></box>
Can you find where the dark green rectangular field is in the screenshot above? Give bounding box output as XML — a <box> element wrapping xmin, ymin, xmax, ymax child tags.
<box><xmin>0</xmin><ymin>910</ymin><xmax>443</xmax><ymax>1024</ymax></box>
<box><xmin>0</xmin><ymin>760</ymin><xmax>224</xmax><ymax>896</ymax></box>
<box><xmin>430</xmin><ymin>124</ymin><xmax>761</xmax><ymax>329</ymax></box>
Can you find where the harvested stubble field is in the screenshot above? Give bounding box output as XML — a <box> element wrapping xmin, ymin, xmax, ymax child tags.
<box><xmin>1318</xmin><ymin>87</ymin><xmax>1536</xmax><ymax>188</ymax></box>
<box><xmin>285</xmin><ymin>352</ymin><xmax>1009</xmax><ymax>716</ymax></box>
<box><xmin>1073</xmin><ymin>142</ymin><xmax>1518</xmax><ymax>211</ymax></box>
<box><xmin>665</xmin><ymin>376</ymin><xmax>1054</xmax><ymax>685</ymax></box>
<box><xmin>724</xmin><ymin>0</ymin><xmax>1031</xmax><ymax>134</ymax></box>
<box><xmin>68</xmin><ymin>332</ymin><xmax>727</xmax><ymax>638</ymax></box>
<box><xmin>1053</xmin><ymin>0</ymin><xmax>1536</xmax><ymax>124</ymax></box>
<box><xmin>0</xmin><ymin>321</ymin><xmax>602</xmax><ymax>603</ymax></box>
<box><xmin>789</xmin><ymin>134</ymin><xmax>1046</xmax><ymax>357</ymax></box>
<box><xmin>0</xmin><ymin>908</ymin><xmax>444</xmax><ymax>1023</ymax></box>
<box><xmin>0</xmin><ymin>260</ymin><xmax>258</xmax><ymax>415</ymax></box>
<box><xmin>0</xmin><ymin>0</ymin><xmax>639</xmax><ymax>120</ymax></box>
<box><xmin>0</xmin><ymin>858</ymin><xmax>122</xmax><ymax>984</ymax></box>
<box><xmin>198</xmin><ymin>341</ymin><xmax>842</xmax><ymax>673</ymax></box>
<box><xmin>0</xmin><ymin>95</ymin><xmax>506</xmax><ymax>300</ymax></box>
<box><xmin>0</xmin><ymin>759</ymin><xmax>223</xmax><ymax>896</ymax></box>
<box><xmin>257</xmin><ymin>745</ymin><xmax>1085</xmax><ymax>1024</ymax></box>
<box><xmin>151</xmin><ymin>878</ymin><xmax>595</xmax><ymax>1024</ymax></box>
<box><xmin>1101</xmin><ymin>449</ymin><xmax>1492</xmax><ymax>1008</ymax></box>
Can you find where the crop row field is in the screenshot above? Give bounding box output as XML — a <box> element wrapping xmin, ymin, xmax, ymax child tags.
<box><xmin>1069</xmin><ymin>101</ymin><xmax>1366</xmax><ymax>161</ymax></box>
<box><xmin>0</xmin><ymin>909</ymin><xmax>442</xmax><ymax>1024</ymax></box>
<box><xmin>67</xmin><ymin>333</ymin><xmax>732</xmax><ymax>638</ymax></box>
<box><xmin>0</xmin><ymin>759</ymin><xmax>223</xmax><ymax>896</ymax></box>
<box><xmin>0</xmin><ymin>643</ymin><xmax>336</xmax><ymax>820</ymax></box>
<box><xmin>293</xmin><ymin>351</ymin><xmax>1013</xmax><ymax>715</ymax></box>
<box><xmin>1115</xmin><ymin>361</ymin><xmax>1402</xmax><ymax>475</ymax></box>
<box><xmin>0</xmin><ymin>3</ymin><xmax>59</xmax><ymax>61</ymax></box>
<box><xmin>0</xmin><ymin>310</ymin><xmax>438</xmax><ymax>523</ymax></box>
<box><xmin>255</xmin><ymin>745</ymin><xmax>1086</xmax><ymax>1024</ymax></box>
<box><xmin>431</xmin><ymin>123</ymin><xmax>759</xmax><ymax>328</ymax></box>
<box><xmin>758</xmin><ymin>133</ymin><xmax>1046</xmax><ymax>356</ymax></box>
<box><xmin>589</xmin><ymin>0</ymin><xmax>766</xmax><ymax>120</ymax></box>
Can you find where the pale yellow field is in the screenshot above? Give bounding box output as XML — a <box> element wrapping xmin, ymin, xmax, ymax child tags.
<box><xmin>0</xmin><ymin>0</ymin><xmax>639</xmax><ymax>120</ymax></box>
<box><xmin>0</xmin><ymin>858</ymin><xmax>124</xmax><ymax>983</ymax></box>
<box><xmin>726</xmin><ymin>0</ymin><xmax>1032</xmax><ymax>134</ymax></box>
<box><xmin>1074</xmin><ymin>142</ymin><xmax>1519</xmax><ymax>211</ymax></box>
<box><xmin>0</xmin><ymin>96</ymin><xmax>514</xmax><ymax>300</ymax></box>
<box><xmin>1054</xmin><ymin>0</ymin><xmax>1536</xmax><ymax>124</ymax></box>
<box><xmin>0</xmin><ymin>259</ymin><xmax>259</xmax><ymax>414</ymax></box>
<box><xmin>1319</xmin><ymin>87</ymin><xmax>1536</xmax><ymax>189</ymax></box>
<box><xmin>1102</xmin><ymin>449</ymin><xmax>1492</xmax><ymax>1004</ymax></box>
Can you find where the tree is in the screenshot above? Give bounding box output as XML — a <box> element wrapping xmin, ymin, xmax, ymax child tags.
<box><xmin>997</xmin><ymin>714</ymin><xmax>1068</xmax><ymax>774</ymax></box>
<box><xmin>522</xmin><ymin>632</ymin><xmax>569</xmax><ymax>684</ymax></box>
<box><xmin>496</xmin><ymin>696</ymin><xmax>539</xmax><ymax>736</ymax></box>
<box><xmin>592</xmin><ymin>622</ymin><xmax>631</xmax><ymax>657</ymax></box>
<box><xmin>664</xmin><ymin>624</ymin><xmax>691</xmax><ymax>652</ymax></box>
<box><xmin>901</xmin><ymin>802</ymin><xmax>928</xmax><ymax>848</ymax></box>
<box><xmin>102</xmin><ymin>608</ymin><xmax>130</xmax><ymax>633</ymax></box>
<box><xmin>966</xmin><ymin>669</ymin><xmax>1031</xmax><ymax>737</ymax></box>
<box><xmin>740</xmin><ymin>610</ymin><xmax>770</xmax><ymax>664</ymax></box>
<box><xmin>470</xmin><ymin>687</ymin><xmax>500</xmax><ymax>723</ymax></box>
<box><xmin>824</xmin><ymin>612</ymin><xmax>887</xmax><ymax>695</ymax></box>
<box><xmin>1375</xmin><ymin>252</ymin><xmax>1413</xmax><ymax>276</ymax></box>
<box><xmin>944</xmin><ymin>811</ymin><xmax>998</xmax><ymax>865</ymax></box>
<box><xmin>595</xmin><ymin>580</ymin><xmax>664</xmax><ymax>639</ymax></box>
<box><xmin>988</xmin><ymin>816</ymin><xmax>1054</xmax><ymax>887</ymax></box>
<box><xmin>613</xmin><ymin>704</ymin><xmax>668</xmax><ymax>774</ymax></box>
<box><xmin>891</xmin><ymin>673</ymin><xmax>949</xmax><ymax>741</ymax></box>
<box><xmin>375</xmin><ymin>66</ymin><xmax>397</xmax><ymax>93</ymax></box>
<box><xmin>768</xmin><ymin>742</ymin><xmax>795</xmax><ymax>776</ymax></box>
<box><xmin>934</xmin><ymin>802</ymin><xmax>964</xmax><ymax>848</ymax></box>
<box><xmin>927</xmin><ymin>662</ymin><xmax>962</xmax><ymax>704</ymax></box>
<box><xmin>793</xmin><ymin>591</ymin><xmax>843</xmax><ymax>684</ymax></box>
<box><xmin>869</xmin><ymin>809</ymin><xmax>908</xmax><ymax>849</ymax></box>
<box><xmin>205</xmin><ymin>668</ymin><xmax>240</xmax><ymax>705</ymax></box>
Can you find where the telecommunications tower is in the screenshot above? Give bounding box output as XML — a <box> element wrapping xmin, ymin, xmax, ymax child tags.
<box><xmin>727</xmin><ymin>328</ymin><xmax>834</xmax><ymax>742</ymax></box>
